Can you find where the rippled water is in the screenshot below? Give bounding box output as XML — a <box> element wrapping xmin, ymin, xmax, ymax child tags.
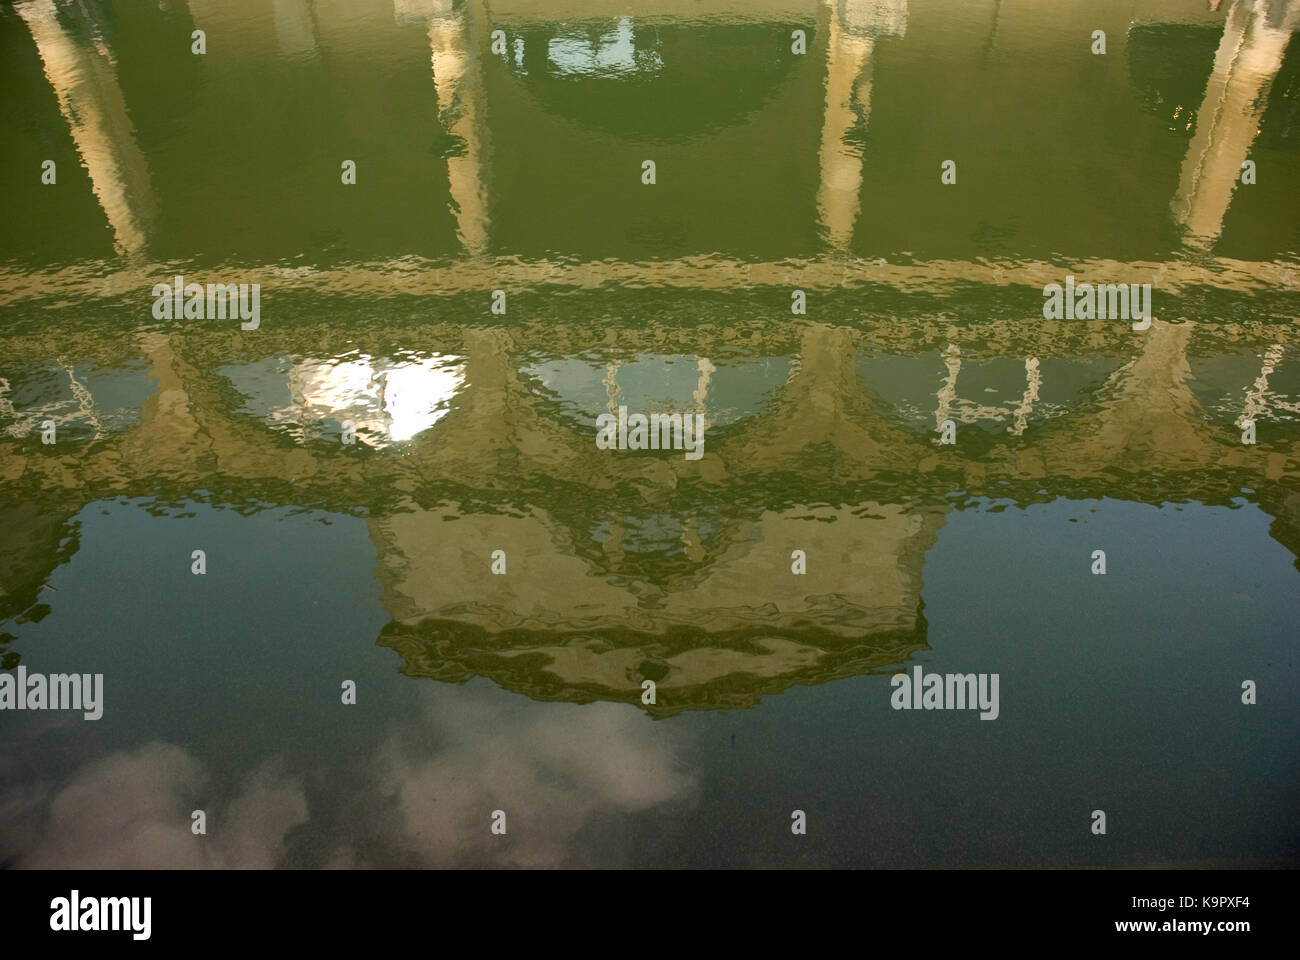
<box><xmin>1</xmin><ymin>0</ymin><xmax>1298</xmax><ymax>868</ymax></box>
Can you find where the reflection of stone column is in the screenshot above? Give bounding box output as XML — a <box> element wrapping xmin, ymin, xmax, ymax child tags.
<box><xmin>404</xmin><ymin>328</ymin><xmax>597</xmax><ymax>484</ymax></box>
<box><xmin>430</xmin><ymin>0</ymin><xmax>490</xmax><ymax>255</ymax></box>
<box><xmin>118</xmin><ymin>332</ymin><xmax>209</xmax><ymax>477</ymax></box>
<box><xmin>16</xmin><ymin>0</ymin><xmax>156</xmax><ymax>258</ymax></box>
<box><xmin>816</xmin><ymin>1</ymin><xmax>908</xmax><ymax>249</ymax></box>
<box><xmin>603</xmin><ymin>360</ymin><xmax>622</xmax><ymax>415</ymax></box>
<box><xmin>1040</xmin><ymin>320</ymin><xmax>1215</xmax><ymax>471</ymax></box>
<box><xmin>817</xmin><ymin>9</ymin><xmax>872</xmax><ymax>249</ymax></box>
<box><xmin>935</xmin><ymin>342</ymin><xmax>960</xmax><ymax>431</ymax></box>
<box><xmin>1009</xmin><ymin>356</ymin><xmax>1040</xmax><ymax>437</ymax></box>
<box><xmin>1171</xmin><ymin>0</ymin><xmax>1300</xmax><ymax>248</ymax></box>
<box><xmin>692</xmin><ymin>358</ymin><xmax>714</xmax><ymax>425</ymax></box>
<box><xmin>723</xmin><ymin>323</ymin><xmax>921</xmax><ymax>472</ymax></box>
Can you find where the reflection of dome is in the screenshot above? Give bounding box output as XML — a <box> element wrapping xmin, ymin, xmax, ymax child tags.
<box><xmin>502</xmin><ymin>21</ymin><xmax>800</xmax><ymax>140</ymax></box>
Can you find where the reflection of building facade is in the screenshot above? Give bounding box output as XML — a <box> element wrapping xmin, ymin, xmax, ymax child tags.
<box><xmin>3</xmin><ymin>0</ymin><xmax>1299</xmax><ymax>710</ymax></box>
<box><xmin>2</xmin><ymin>309</ymin><xmax>1299</xmax><ymax>709</ymax></box>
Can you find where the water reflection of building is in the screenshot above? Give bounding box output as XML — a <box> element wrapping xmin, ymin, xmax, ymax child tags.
<box><xmin>2</xmin><ymin>312</ymin><xmax>1299</xmax><ymax>709</ymax></box>
<box><xmin>13</xmin><ymin>0</ymin><xmax>1298</xmax><ymax>259</ymax></box>
<box><xmin>3</xmin><ymin>0</ymin><xmax>1300</xmax><ymax>709</ymax></box>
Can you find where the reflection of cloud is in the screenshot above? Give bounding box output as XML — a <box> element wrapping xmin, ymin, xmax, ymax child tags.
<box><xmin>1</xmin><ymin>685</ymin><xmax>695</xmax><ymax>868</ymax></box>
<box><xmin>3</xmin><ymin>742</ymin><xmax>306</xmax><ymax>868</ymax></box>
<box><xmin>283</xmin><ymin>354</ymin><xmax>465</xmax><ymax>446</ymax></box>
<box><xmin>369</xmin><ymin>688</ymin><xmax>695</xmax><ymax>867</ymax></box>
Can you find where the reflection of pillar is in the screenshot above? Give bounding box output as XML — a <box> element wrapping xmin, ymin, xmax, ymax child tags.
<box><xmin>680</xmin><ymin>515</ymin><xmax>706</xmax><ymax>563</ymax></box>
<box><xmin>1239</xmin><ymin>343</ymin><xmax>1285</xmax><ymax>428</ymax></box>
<box><xmin>405</xmin><ymin>328</ymin><xmax>596</xmax><ymax>484</ymax></box>
<box><xmin>602</xmin><ymin>515</ymin><xmax>625</xmax><ymax>568</ymax></box>
<box><xmin>692</xmin><ymin>358</ymin><xmax>714</xmax><ymax>426</ymax></box>
<box><xmin>603</xmin><ymin>360</ymin><xmax>622</xmax><ymax>415</ymax></box>
<box><xmin>430</xmin><ymin>0</ymin><xmax>490</xmax><ymax>255</ymax></box>
<box><xmin>272</xmin><ymin>0</ymin><xmax>319</xmax><ymax>60</ymax></box>
<box><xmin>1009</xmin><ymin>356</ymin><xmax>1040</xmax><ymax>437</ymax></box>
<box><xmin>1041</xmin><ymin>321</ymin><xmax>1215</xmax><ymax>471</ymax></box>
<box><xmin>17</xmin><ymin>0</ymin><xmax>156</xmax><ymax>258</ymax></box>
<box><xmin>935</xmin><ymin>342</ymin><xmax>960</xmax><ymax>430</ymax></box>
<box><xmin>725</xmin><ymin>323</ymin><xmax>919</xmax><ymax>472</ymax></box>
<box><xmin>817</xmin><ymin>10</ymin><xmax>872</xmax><ymax>249</ymax></box>
<box><xmin>817</xmin><ymin>0</ymin><xmax>908</xmax><ymax>249</ymax></box>
<box><xmin>118</xmin><ymin>332</ymin><xmax>210</xmax><ymax>477</ymax></box>
<box><xmin>1171</xmin><ymin>0</ymin><xmax>1300</xmax><ymax>248</ymax></box>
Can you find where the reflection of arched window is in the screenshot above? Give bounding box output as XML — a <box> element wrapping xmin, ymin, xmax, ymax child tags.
<box><xmin>520</xmin><ymin>354</ymin><xmax>793</xmax><ymax>429</ymax></box>
<box><xmin>501</xmin><ymin>21</ymin><xmax>801</xmax><ymax>140</ymax></box>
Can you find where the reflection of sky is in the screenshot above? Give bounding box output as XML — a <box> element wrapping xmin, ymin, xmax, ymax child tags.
<box><xmin>1</xmin><ymin>686</ymin><xmax>695</xmax><ymax>869</ymax></box>
<box><xmin>222</xmin><ymin>353</ymin><xmax>465</xmax><ymax>446</ymax></box>
<box><xmin>546</xmin><ymin>19</ymin><xmax>663</xmax><ymax>77</ymax></box>
<box><xmin>521</xmin><ymin>354</ymin><xmax>792</xmax><ymax>428</ymax></box>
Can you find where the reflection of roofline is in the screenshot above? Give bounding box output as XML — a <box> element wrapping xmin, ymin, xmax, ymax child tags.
<box><xmin>377</xmin><ymin>614</ymin><xmax>929</xmax><ymax>718</ymax></box>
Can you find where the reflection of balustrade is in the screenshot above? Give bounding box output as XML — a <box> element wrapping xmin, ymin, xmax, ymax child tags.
<box><xmin>1</xmin><ymin>316</ymin><xmax>1297</xmax><ymax>502</ymax></box>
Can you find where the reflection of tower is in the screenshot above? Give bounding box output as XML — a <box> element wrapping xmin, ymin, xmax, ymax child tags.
<box><xmin>1171</xmin><ymin>0</ymin><xmax>1300</xmax><ymax>248</ymax></box>
<box><xmin>16</xmin><ymin>0</ymin><xmax>157</xmax><ymax>258</ymax></box>
<box><xmin>817</xmin><ymin>0</ymin><xmax>908</xmax><ymax>249</ymax></box>
<box><xmin>429</xmin><ymin>0</ymin><xmax>491</xmax><ymax>255</ymax></box>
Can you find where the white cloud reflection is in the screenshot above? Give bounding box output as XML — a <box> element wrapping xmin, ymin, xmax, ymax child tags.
<box><xmin>1</xmin><ymin>684</ymin><xmax>695</xmax><ymax>868</ymax></box>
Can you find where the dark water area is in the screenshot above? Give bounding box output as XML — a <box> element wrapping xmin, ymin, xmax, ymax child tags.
<box><xmin>0</xmin><ymin>0</ymin><xmax>1297</xmax><ymax>868</ymax></box>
